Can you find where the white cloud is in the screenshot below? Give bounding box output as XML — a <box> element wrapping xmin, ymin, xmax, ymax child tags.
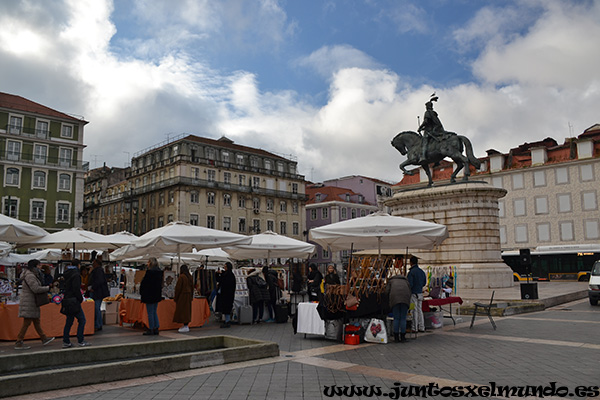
<box><xmin>295</xmin><ymin>45</ymin><xmax>381</xmax><ymax>80</ymax></box>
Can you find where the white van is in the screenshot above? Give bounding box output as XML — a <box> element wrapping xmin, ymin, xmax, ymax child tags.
<box><xmin>589</xmin><ymin>261</ymin><xmax>600</xmax><ymax>306</ymax></box>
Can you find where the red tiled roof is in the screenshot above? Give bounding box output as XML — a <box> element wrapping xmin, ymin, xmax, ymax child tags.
<box><xmin>306</xmin><ymin>185</ymin><xmax>368</xmax><ymax>205</ymax></box>
<box><xmin>0</xmin><ymin>92</ymin><xmax>87</xmax><ymax>123</ymax></box>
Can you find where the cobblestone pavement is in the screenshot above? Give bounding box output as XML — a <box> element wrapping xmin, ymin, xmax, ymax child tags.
<box><xmin>2</xmin><ymin>283</ymin><xmax>598</xmax><ymax>400</ymax></box>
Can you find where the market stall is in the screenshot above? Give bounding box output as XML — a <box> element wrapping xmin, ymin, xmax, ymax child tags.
<box><xmin>118</xmin><ymin>297</ymin><xmax>211</xmax><ymax>331</ymax></box>
<box><xmin>0</xmin><ymin>301</ymin><xmax>94</xmax><ymax>340</ymax></box>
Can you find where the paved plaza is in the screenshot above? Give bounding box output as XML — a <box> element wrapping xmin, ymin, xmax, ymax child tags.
<box><xmin>1</xmin><ymin>282</ymin><xmax>598</xmax><ymax>400</ymax></box>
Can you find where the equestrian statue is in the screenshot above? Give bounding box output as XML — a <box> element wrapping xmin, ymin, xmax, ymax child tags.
<box><xmin>391</xmin><ymin>96</ymin><xmax>480</xmax><ymax>187</ymax></box>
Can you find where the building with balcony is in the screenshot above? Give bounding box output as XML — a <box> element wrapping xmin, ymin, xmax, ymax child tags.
<box><xmin>0</xmin><ymin>92</ymin><xmax>87</xmax><ymax>232</ymax></box>
<box><xmin>322</xmin><ymin>175</ymin><xmax>393</xmax><ymax>212</ymax></box>
<box><xmin>306</xmin><ymin>184</ymin><xmax>378</xmax><ymax>267</ymax></box>
<box><xmin>83</xmin><ymin>134</ymin><xmax>308</xmax><ymax>241</ymax></box>
<box><xmin>395</xmin><ymin>124</ymin><xmax>600</xmax><ymax>252</ymax></box>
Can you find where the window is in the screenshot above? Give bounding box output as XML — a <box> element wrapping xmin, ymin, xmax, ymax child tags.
<box><xmin>322</xmin><ymin>207</ymin><xmax>328</xmax><ymax>219</ymax></box>
<box><xmin>224</xmin><ymin>193</ymin><xmax>231</xmax><ymax>206</ymax></box>
<box><xmin>252</xmin><ymin>177</ymin><xmax>260</xmax><ymax>188</ymax></box>
<box><xmin>223</xmin><ymin>217</ymin><xmax>231</xmax><ymax>231</ymax></box>
<box><xmin>322</xmin><ymin>248</ymin><xmax>329</xmax><ymax>259</ymax></box>
<box><xmin>207</xmin><ymin>192</ymin><xmax>215</xmax><ymax>205</ymax></box>
<box><xmin>533</xmin><ymin>170</ymin><xmax>546</xmax><ymax>187</ymax></box>
<box><xmin>280</xmin><ymin>201</ymin><xmax>287</xmax><ymax>213</ymax></box>
<box><xmin>191</xmin><ymin>167</ymin><xmax>200</xmax><ymax>180</ymax></box>
<box><xmin>559</xmin><ymin>221</ymin><xmax>574</xmax><ymax>241</ymax></box>
<box><xmin>149</xmin><ymin>218</ymin><xmax>155</xmax><ymax>230</ymax></box>
<box><xmin>293</xmin><ymin>222</ymin><xmax>299</xmax><ymax>235</ymax></box>
<box><xmin>280</xmin><ymin>221</ymin><xmax>287</xmax><ymax>235</ymax></box>
<box><xmin>512</xmin><ymin>173</ymin><xmax>524</xmax><ymax>190</ymax></box>
<box><xmin>7</xmin><ymin>140</ymin><xmax>21</xmax><ymax>161</ymax></box>
<box><xmin>61</xmin><ymin>124</ymin><xmax>73</xmax><ymax>138</ymax></box>
<box><xmin>206</xmin><ymin>148</ymin><xmax>215</xmax><ymax>160</ymax></box>
<box><xmin>292</xmin><ymin>202</ymin><xmax>298</xmax><ymax>214</ymax></box>
<box><xmin>582</xmin><ymin>191</ymin><xmax>597</xmax><ymax>211</ymax></box>
<box><xmin>584</xmin><ymin>219</ymin><xmax>599</xmax><ymax>240</ymax></box>
<box><xmin>158</xmin><ymin>216</ymin><xmax>164</xmax><ymax>227</ymax></box>
<box><xmin>537</xmin><ymin>223</ymin><xmax>551</xmax><ymax>242</ymax></box>
<box><xmin>33</xmin><ymin>171</ymin><xmax>46</xmax><ymax>189</ymax></box>
<box><xmin>289</xmin><ymin>164</ymin><xmax>296</xmax><ymax>174</ymax></box>
<box><xmin>239</xmin><ymin>174</ymin><xmax>246</xmax><ymax>186</ymax></box>
<box><xmin>207</xmin><ymin>170</ymin><xmax>216</xmax><ymax>182</ymax></box>
<box><xmin>59</xmin><ymin>173</ymin><xmax>71</xmax><ymax>191</ymax></box>
<box><xmin>253</xmin><ymin>198</ymin><xmax>260</xmax><ymax>211</ymax></box>
<box><xmin>491</xmin><ymin>176</ymin><xmax>503</xmax><ymax>189</ymax></box>
<box><xmin>36</xmin><ymin>120</ymin><xmax>49</xmax><ymax>138</ymax></box>
<box><xmin>150</xmin><ymin>194</ymin><xmax>156</xmax><ymax>207</ymax></box>
<box><xmin>250</xmin><ymin>157</ymin><xmax>259</xmax><ymax>168</ymax></box>
<box><xmin>9</xmin><ymin>116</ymin><xmax>22</xmax><ymax>134</ymax></box>
<box><xmin>6</xmin><ymin>168</ymin><xmax>20</xmax><ymax>186</ymax></box>
<box><xmin>189</xmin><ymin>214</ymin><xmax>199</xmax><ymax>226</ymax></box>
<box><xmin>267</xmin><ymin>220</ymin><xmax>274</xmax><ymax>231</ymax></box>
<box><xmin>534</xmin><ymin>196</ymin><xmax>548</xmax><ymax>214</ymax></box>
<box><xmin>499</xmin><ymin>226</ymin><xmax>507</xmax><ymax>244</ymax></box>
<box><xmin>498</xmin><ymin>200</ymin><xmax>505</xmax><ymax>218</ymax></box>
<box><xmin>238</xmin><ymin>195</ymin><xmax>246</xmax><ymax>208</ymax></box>
<box><xmin>277</xmin><ymin>162</ymin><xmax>284</xmax><ymax>172</ymax></box>
<box><xmin>57</xmin><ymin>203</ymin><xmax>70</xmax><ymax>223</ymax></box>
<box><xmin>3</xmin><ymin>197</ymin><xmax>18</xmax><ymax>217</ymax></box>
<box><xmin>34</xmin><ymin>144</ymin><xmax>47</xmax><ymax>164</ymax></box>
<box><xmin>206</xmin><ymin>215</ymin><xmax>215</xmax><ymax>229</ymax></box>
<box><xmin>580</xmin><ymin>164</ymin><xmax>594</xmax><ymax>182</ymax></box>
<box><xmin>190</xmin><ymin>191</ymin><xmax>199</xmax><ymax>203</ymax></box>
<box><xmin>236</xmin><ymin>154</ymin><xmax>244</xmax><ymax>165</ymax></box>
<box><xmin>159</xmin><ymin>192</ymin><xmax>165</xmax><ymax>206</ymax></box>
<box><xmin>514</xmin><ymin>224</ymin><xmax>528</xmax><ymax>243</ymax></box>
<box><xmin>264</xmin><ymin>160</ymin><xmax>271</xmax><ymax>170</ymax></box>
<box><xmin>555</xmin><ymin>167</ymin><xmax>569</xmax><ymax>184</ymax></box>
<box><xmin>59</xmin><ymin>148</ymin><xmax>72</xmax><ymax>167</ymax></box>
<box><xmin>310</xmin><ymin>209</ymin><xmax>317</xmax><ymax>220</ymax></box>
<box><xmin>360</xmin><ymin>210</ymin><xmax>366</xmax><ymax>217</ymax></box>
<box><xmin>239</xmin><ymin>218</ymin><xmax>246</xmax><ymax>233</ymax></box>
<box><xmin>169</xmin><ymin>190</ymin><xmax>174</xmax><ymax>204</ymax></box>
<box><xmin>167</xmin><ymin>214</ymin><xmax>174</xmax><ymax>223</ymax></box>
<box><xmin>252</xmin><ymin>219</ymin><xmax>260</xmax><ymax>233</ymax></box>
<box><xmin>31</xmin><ymin>200</ymin><xmax>45</xmax><ymax>221</ymax></box>
<box><xmin>292</xmin><ymin>183</ymin><xmax>298</xmax><ymax>194</ymax></box>
<box><xmin>224</xmin><ymin>172</ymin><xmax>231</xmax><ymax>184</ymax></box>
<box><xmin>266</xmin><ymin>199</ymin><xmax>274</xmax><ymax>212</ymax></box>
<box><xmin>351</xmin><ymin>209</ymin><xmax>357</xmax><ymax>218</ymax></box>
<box><xmin>341</xmin><ymin>208</ymin><xmax>347</xmax><ymax>219</ymax></box>
<box><xmin>557</xmin><ymin>194</ymin><xmax>572</xmax><ymax>213</ymax></box>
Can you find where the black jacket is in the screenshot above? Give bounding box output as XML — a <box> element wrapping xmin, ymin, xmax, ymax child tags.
<box><xmin>140</xmin><ymin>268</ymin><xmax>164</xmax><ymax>304</ymax></box>
<box><xmin>63</xmin><ymin>266</ymin><xmax>83</xmax><ymax>304</ymax></box>
<box><xmin>89</xmin><ymin>266</ymin><xmax>110</xmax><ymax>301</ymax></box>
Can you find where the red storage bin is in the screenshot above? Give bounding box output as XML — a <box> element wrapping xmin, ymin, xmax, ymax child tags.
<box><xmin>344</xmin><ymin>334</ymin><xmax>360</xmax><ymax>345</ymax></box>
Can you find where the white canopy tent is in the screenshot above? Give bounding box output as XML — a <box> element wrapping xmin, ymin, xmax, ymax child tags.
<box><xmin>21</xmin><ymin>227</ymin><xmax>125</xmax><ymax>251</ymax></box>
<box><xmin>224</xmin><ymin>230</ymin><xmax>315</xmax><ymax>261</ymax></box>
<box><xmin>0</xmin><ymin>214</ymin><xmax>48</xmax><ymax>243</ymax></box>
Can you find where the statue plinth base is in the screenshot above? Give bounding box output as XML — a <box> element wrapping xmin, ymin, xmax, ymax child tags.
<box><xmin>384</xmin><ymin>181</ymin><xmax>513</xmax><ymax>289</ymax></box>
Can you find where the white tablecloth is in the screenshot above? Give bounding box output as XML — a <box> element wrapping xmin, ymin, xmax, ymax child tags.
<box><xmin>297</xmin><ymin>302</ymin><xmax>324</xmax><ymax>335</ymax></box>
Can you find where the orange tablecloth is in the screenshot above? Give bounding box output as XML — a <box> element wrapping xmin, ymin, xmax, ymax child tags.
<box><xmin>0</xmin><ymin>301</ymin><xmax>95</xmax><ymax>341</ymax></box>
<box><xmin>119</xmin><ymin>298</ymin><xmax>211</xmax><ymax>331</ymax></box>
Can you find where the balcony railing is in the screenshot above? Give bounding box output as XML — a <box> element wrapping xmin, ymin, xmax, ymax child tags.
<box><xmin>0</xmin><ymin>151</ymin><xmax>85</xmax><ymax>170</ymax></box>
<box><xmin>5</xmin><ymin>124</ymin><xmax>50</xmax><ymax>140</ymax></box>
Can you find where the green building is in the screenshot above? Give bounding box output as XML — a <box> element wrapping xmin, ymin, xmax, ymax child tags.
<box><xmin>0</xmin><ymin>92</ymin><xmax>88</xmax><ymax>232</ymax></box>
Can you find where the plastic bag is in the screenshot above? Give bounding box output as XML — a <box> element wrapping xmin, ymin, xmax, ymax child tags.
<box><xmin>364</xmin><ymin>318</ymin><xmax>388</xmax><ymax>344</ymax></box>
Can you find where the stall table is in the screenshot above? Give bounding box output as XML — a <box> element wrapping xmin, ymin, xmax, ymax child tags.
<box><xmin>0</xmin><ymin>301</ymin><xmax>95</xmax><ymax>341</ymax></box>
<box><xmin>119</xmin><ymin>298</ymin><xmax>210</xmax><ymax>331</ymax></box>
<box><xmin>296</xmin><ymin>302</ymin><xmax>324</xmax><ymax>336</ymax></box>
<box><xmin>422</xmin><ymin>296</ymin><xmax>463</xmax><ymax>325</ymax></box>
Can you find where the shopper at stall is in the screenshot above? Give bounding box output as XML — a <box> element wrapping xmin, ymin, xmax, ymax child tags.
<box><xmin>62</xmin><ymin>259</ymin><xmax>90</xmax><ymax>348</ymax></box>
<box><xmin>246</xmin><ymin>267</ymin><xmax>270</xmax><ymax>324</ymax></box>
<box><xmin>80</xmin><ymin>265</ymin><xmax>90</xmax><ymax>295</ymax></box>
<box><xmin>291</xmin><ymin>265</ymin><xmax>303</xmax><ymax>293</ymax></box>
<box><xmin>174</xmin><ymin>264</ymin><xmax>194</xmax><ymax>333</ymax></box>
<box><xmin>324</xmin><ymin>264</ymin><xmax>341</xmax><ymax>287</ymax></box>
<box><xmin>215</xmin><ymin>262</ymin><xmax>236</xmax><ymax>328</ymax></box>
<box><xmin>386</xmin><ymin>272</ymin><xmax>412</xmax><ymax>343</ymax></box>
<box><xmin>140</xmin><ymin>257</ymin><xmax>163</xmax><ymax>335</ymax></box>
<box><xmin>407</xmin><ymin>256</ymin><xmax>427</xmax><ymax>333</ymax></box>
<box><xmin>262</xmin><ymin>266</ymin><xmax>279</xmax><ymax>322</ymax></box>
<box><xmin>88</xmin><ymin>259</ymin><xmax>109</xmax><ymax>332</ymax></box>
<box><xmin>14</xmin><ymin>259</ymin><xmax>55</xmax><ymax>350</ymax></box>
<box><xmin>307</xmin><ymin>263</ymin><xmax>323</xmax><ymax>302</ymax></box>
<box><xmin>41</xmin><ymin>264</ymin><xmax>54</xmax><ymax>286</ymax></box>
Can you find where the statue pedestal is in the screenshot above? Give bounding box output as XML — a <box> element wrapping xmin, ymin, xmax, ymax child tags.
<box><xmin>384</xmin><ymin>182</ymin><xmax>513</xmax><ymax>289</ymax></box>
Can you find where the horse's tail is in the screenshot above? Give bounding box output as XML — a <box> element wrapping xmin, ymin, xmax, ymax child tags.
<box><xmin>459</xmin><ymin>136</ymin><xmax>481</xmax><ymax>169</ymax></box>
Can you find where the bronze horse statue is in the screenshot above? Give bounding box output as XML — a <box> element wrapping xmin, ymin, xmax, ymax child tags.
<box><xmin>391</xmin><ymin>131</ymin><xmax>481</xmax><ymax>186</ymax></box>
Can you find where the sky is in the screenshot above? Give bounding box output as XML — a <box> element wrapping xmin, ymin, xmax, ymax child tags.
<box><xmin>1</xmin><ymin>0</ymin><xmax>599</xmax><ymax>184</ymax></box>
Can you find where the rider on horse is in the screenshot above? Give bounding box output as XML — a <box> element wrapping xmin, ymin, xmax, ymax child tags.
<box><xmin>417</xmin><ymin>97</ymin><xmax>444</xmax><ymax>163</ymax></box>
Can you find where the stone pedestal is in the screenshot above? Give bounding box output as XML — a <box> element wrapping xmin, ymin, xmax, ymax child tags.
<box><xmin>384</xmin><ymin>182</ymin><xmax>513</xmax><ymax>289</ymax></box>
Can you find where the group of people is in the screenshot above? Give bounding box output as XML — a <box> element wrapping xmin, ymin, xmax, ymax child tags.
<box><xmin>246</xmin><ymin>265</ymin><xmax>281</xmax><ymax>324</ymax></box>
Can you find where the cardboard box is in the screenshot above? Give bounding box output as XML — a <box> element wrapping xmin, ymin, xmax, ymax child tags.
<box><xmin>103</xmin><ymin>301</ymin><xmax>120</xmax><ymax>314</ymax></box>
<box><xmin>104</xmin><ymin>312</ymin><xmax>119</xmax><ymax>325</ymax></box>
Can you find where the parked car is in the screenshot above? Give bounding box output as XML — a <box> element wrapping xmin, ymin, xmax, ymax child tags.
<box><xmin>588</xmin><ymin>261</ymin><xmax>600</xmax><ymax>306</ymax></box>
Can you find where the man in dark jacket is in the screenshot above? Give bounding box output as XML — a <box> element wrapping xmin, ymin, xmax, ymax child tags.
<box><xmin>62</xmin><ymin>260</ymin><xmax>90</xmax><ymax>348</ymax></box>
<box><xmin>88</xmin><ymin>259</ymin><xmax>110</xmax><ymax>331</ymax></box>
<box><xmin>216</xmin><ymin>262</ymin><xmax>236</xmax><ymax>328</ymax></box>
<box><xmin>140</xmin><ymin>257</ymin><xmax>163</xmax><ymax>335</ymax></box>
<box><xmin>407</xmin><ymin>256</ymin><xmax>427</xmax><ymax>332</ymax></box>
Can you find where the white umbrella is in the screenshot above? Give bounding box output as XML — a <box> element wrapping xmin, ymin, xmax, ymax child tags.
<box><xmin>309</xmin><ymin>211</ymin><xmax>448</xmax><ymax>257</ymax></box>
<box><xmin>193</xmin><ymin>248</ymin><xmax>233</xmax><ymax>263</ymax></box>
<box><xmin>105</xmin><ymin>231</ymin><xmax>138</xmax><ymax>245</ymax></box>
<box><xmin>224</xmin><ymin>230</ymin><xmax>315</xmax><ymax>260</ymax></box>
<box><xmin>109</xmin><ymin>221</ymin><xmax>251</xmax><ymax>262</ymax></box>
<box><xmin>21</xmin><ymin>227</ymin><xmax>124</xmax><ymax>251</ymax></box>
<box><xmin>0</xmin><ymin>241</ymin><xmax>12</xmax><ymax>257</ymax></box>
<box><xmin>0</xmin><ymin>249</ymin><xmax>63</xmax><ymax>266</ymax></box>
<box><xmin>0</xmin><ymin>214</ymin><xmax>48</xmax><ymax>243</ymax></box>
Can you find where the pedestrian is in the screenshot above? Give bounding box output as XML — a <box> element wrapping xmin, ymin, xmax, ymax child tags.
<box><xmin>291</xmin><ymin>265</ymin><xmax>303</xmax><ymax>293</ymax></box>
<box><xmin>88</xmin><ymin>259</ymin><xmax>109</xmax><ymax>331</ymax></box>
<box><xmin>41</xmin><ymin>264</ymin><xmax>54</xmax><ymax>286</ymax></box>
<box><xmin>215</xmin><ymin>262</ymin><xmax>236</xmax><ymax>328</ymax></box>
<box><xmin>62</xmin><ymin>259</ymin><xmax>90</xmax><ymax>348</ymax></box>
<box><xmin>307</xmin><ymin>264</ymin><xmax>323</xmax><ymax>302</ymax></box>
<box><xmin>324</xmin><ymin>264</ymin><xmax>341</xmax><ymax>287</ymax></box>
<box><xmin>246</xmin><ymin>267</ymin><xmax>270</xmax><ymax>324</ymax></box>
<box><xmin>174</xmin><ymin>264</ymin><xmax>194</xmax><ymax>333</ymax></box>
<box><xmin>407</xmin><ymin>255</ymin><xmax>427</xmax><ymax>333</ymax></box>
<box><xmin>262</xmin><ymin>266</ymin><xmax>279</xmax><ymax>322</ymax></box>
<box><xmin>140</xmin><ymin>257</ymin><xmax>163</xmax><ymax>335</ymax></box>
<box><xmin>14</xmin><ymin>259</ymin><xmax>55</xmax><ymax>350</ymax></box>
<box><xmin>386</xmin><ymin>272</ymin><xmax>412</xmax><ymax>343</ymax></box>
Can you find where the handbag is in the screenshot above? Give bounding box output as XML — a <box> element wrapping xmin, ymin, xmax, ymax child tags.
<box><xmin>25</xmin><ymin>279</ymin><xmax>50</xmax><ymax>307</ymax></box>
<box><xmin>60</xmin><ymin>296</ymin><xmax>81</xmax><ymax>316</ymax></box>
<box><xmin>344</xmin><ymin>293</ymin><xmax>359</xmax><ymax>311</ymax></box>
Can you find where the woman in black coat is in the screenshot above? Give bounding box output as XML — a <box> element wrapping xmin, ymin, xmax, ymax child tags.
<box><xmin>216</xmin><ymin>262</ymin><xmax>236</xmax><ymax>328</ymax></box>
<box><xmin>246</xmin><ymin>268</ymin><xmax>270</xmax><ymax>323</ymax></box>
<box><xmin>140</xmin><ymin>257</ymin><xmax>163</xmax><ymax>335</ymax></box>
<box><xmin>307</xmin><ymin>264</ymin><xmax>323</xmax><ymax>302</ymax></box>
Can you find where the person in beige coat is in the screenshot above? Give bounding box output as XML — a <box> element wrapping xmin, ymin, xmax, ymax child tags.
<box><xmin>15</xmin><ymin>259</ymin><xmax>55</xmax><ymax>350</ymax></box>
